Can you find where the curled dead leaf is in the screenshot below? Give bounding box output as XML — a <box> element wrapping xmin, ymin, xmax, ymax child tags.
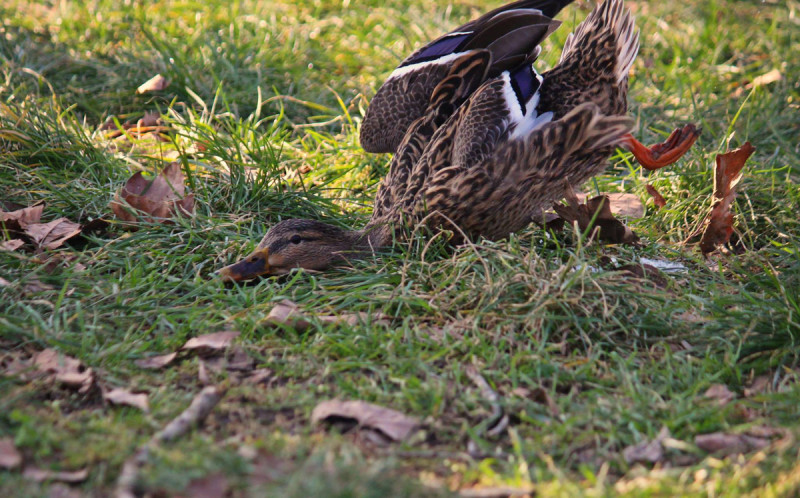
<box><xmin>575</xmin><ymin>191</ymin><xmax>644</xmax><ymax>218</ymax></box>
<box><xmin>260</xmin><ymin>300</ymin><xmax>389</xmax><ymax>332</ymax></box>
<box><xmin>33</xmin><ymin>349</ymin><xmax>95</xmax><ymax>393</ymax></box>
<box><xmin>104</xmin><ymin>388</ymin><xmax>150</xmax><ymax>412</ymax></box>
<box><xmin>311</xmin><ymin>399</ymin><xmax>419</xmax><ymax>442</ymax></box>
<box><xmin>704</xmin><ymin>384</ymin><xmax>736</xmax><ymax>406</ymax></box>
<box><xmin>136</xmin><ymin>74</ymin><xmax>169</xmax><ymax>94</ymax></box>
<box><xmin>553</xmin><ymin>185</ymin><xmax>640</xmax><ymax>245</ymax></box>
<box><xmin>645</xmin><ymin>184</ymin><xmax>667</xmax><ymax>209</ymax></box>
<box><xmin>181</xmin><ymin>331</ymin><xmax>240</xmax><ymax>355</ymax></box>
<box><xmin>1</xmin><ymin>239</ymin><xmax>24</xmax><ymax>251</ymax></box>
<box><xmin>623</xmin><ymin>427</ymin><xmax>670</xmax><ymax>465</ymax></box>
<box><xmin>698</xmin><ymin>142</ymin><xmax>755</xmax><ymax>255</ymax></box>
<box><xmin>110</xmin><ymin>162</ymin><xmax>195</xmax><ymax>224</ymax></box>
<box><xmin>22</xmin><ymin>218</ymin><xmax>82</xmax><ymax>251</ymax></box>
<box><xmin>1</xmin><ymin>204</ymin><xmax>44</xmax><ymax>230</ymax></box>
<box><xmin>134</xmin><ymin>352</ymin><xmax>177</xmax><ymax>369</ymax></box>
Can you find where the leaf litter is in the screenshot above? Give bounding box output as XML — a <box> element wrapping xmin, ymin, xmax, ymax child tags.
<box><xmin>311</xmin><ymin>399</ymin><xmax>420</xmax><ymax>443</ymax></box>
<box><xmin>552</xmin><ymin>185</ymin><xmax>640</xmax><ymax>245</ymax></box>
<box><xmin>696</xmin><ymin>142</ymin><xmax>755</xmax><ymax>254</ymax></box>
<box><xmin>110</xmin><ymin>162</ymin><xmax>195</xmax><ymax>224</ymax></box>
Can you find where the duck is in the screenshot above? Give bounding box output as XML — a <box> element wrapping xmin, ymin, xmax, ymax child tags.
<box><xmin>219</xmin><ymin>0</ymin><xmax>698</xmax><ymax>281</ymax></box>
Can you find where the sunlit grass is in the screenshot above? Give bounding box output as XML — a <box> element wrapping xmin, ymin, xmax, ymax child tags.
<box><xmin>1</xmin><ymin>0</ymin><xmax>799</xmax><ymax>495</ymax></box>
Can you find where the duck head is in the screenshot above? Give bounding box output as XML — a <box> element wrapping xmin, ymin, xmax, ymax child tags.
<box><xmin>219</xmin><ymin>219</ymin><xmax>367</xmax><ymax>282</ymax></box>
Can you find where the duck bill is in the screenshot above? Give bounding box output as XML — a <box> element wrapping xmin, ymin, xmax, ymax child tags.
<box><xmin>219</xmin><ymin>247</ymin><xmax>271</xmax><ymax>282</ymax></box>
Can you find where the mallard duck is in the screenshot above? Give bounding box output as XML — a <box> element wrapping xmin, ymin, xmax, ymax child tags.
<box><xmin>220</xmin><ymin>0</ymin><xmax>697</xmax><ymax>281</ymax></box>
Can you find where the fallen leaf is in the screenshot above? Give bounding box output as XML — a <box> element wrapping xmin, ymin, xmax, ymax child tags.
<box><xmin>23</xmin><ymin>218</ymin><xmax>82</xmax><ymax>250</ymax></box>
<box><xmin>0</xmin><ymin>437</ymin><xmax>22</xmax><ymax>470</ymax></box>
<box><xmin>33</xmin><ymin>349</ymin><xmax>95</xmax><ymax>393</ymax></box>
<box><xmin>553</xmin><ymin>185</ymin><xmax>640</xmax><ymax>245</ymax></box>
<box><xmin>744</xmin><ymin>375</ymin><xmax>771</xmax><ymax>397</ymax></box>
<box><xmin>134</xmin><ymin>352</ymin><xmax>177</xmax><ymax>369</ymax></box>
<box><xmin>623</xmin><ymin>427</ymin><xmax>670</xmax><ymax>465</ymax></box>
<box><xmin>0</xmin><ymin>277</ymin><xmax>10</xmax><ymax>287</ymax></box>
<box><xmin>1</xmin><ymin>204</ymin><xmax>44</xmax><ymax>229</ymax></box>
<box><xmin>513</xmin><ymin>387</ymin><xmax>559</xmax><ymax>417</ymax></box>
<box><xmin>695</xmin><ymin>433</ymin><xmax>752</xmax><ymax>456</ymax></box>
<box><xmin>243</xmin><ymin>368</ymin><xmax>273</xmax><ymax>385</ymax></box>
<box><xmin>616</xmin><ymin>263</ymin><xmax>670</xmax><ymax>288</ymax></box>
<box><xmin>704</xmin><ymin>384</ymin><xmax>736</xmax><ymax>406</ymax></box>
<box><xmin>1</xmin><ymin>239</ymin><xmax>24</xmax><ymax>251</ymax></box>
<box><xmin>181</xmin><ymin>331</ymin><xmax>240</xmax><ymax>355</ymax></box>
<box><xmin>136</xmin><ymin>73</ymin><xmax>169</xmax><ymax>94</ymax></box>
<box><xmin>698</xmin><ymin>142</ymin><xmax>755</xmax><ymax>255</ymax></box>
<box><xmin>260</xmin><ymin>300</ymin><xmax>389</xmax><ymax>332</ymax></box>
<box><xmin>750</xmin><ymin>68</ymin><xmax>782</xmax><ymax>88</ymax></box>
<box><xmin>104</xmin><ymin>388</ymin><xmax>150</xmax><ymax>412</ymax></box>
<box><xmin>110</xmin><ymin>162</ymin><xmax>195</xmax><ymax>224</ymax></box>
<box><xmin>23</xmin><ymin>467</ymin><xmax>88</xmax><ymax>483</ymax></box>
<box><xmin>260</xmin><ymin>300</ymin><xmax>311</xmax><ymax>332</ymax></box>
<box><xmin>576</xmin><ymin>192</ymin><xmax>644</xmax><ymax>218</ymax></box>
<box><xmin>645</xmin><ymin>184</ymin><xmax>667</xmax><ymax>209</ymax></box>
<box><xmin>311</xmin><ymin>399</ymin><xmax>419</xmax><ymax>442</ymax></box>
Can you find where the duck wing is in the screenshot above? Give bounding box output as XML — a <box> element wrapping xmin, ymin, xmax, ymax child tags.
<box><xmin>361</xmin><ymin>0</ymin><xmax>572</xmax><ymax>154</ymax></box>
<box><xmin>370</xmin><ymin>49</ymin><xmax>492</xmax><ymax>223</ymax></box>
<box><xmin>419</xmin><ymin>102</ymin><xmax>633</xmax><ymax>241</ymax></box>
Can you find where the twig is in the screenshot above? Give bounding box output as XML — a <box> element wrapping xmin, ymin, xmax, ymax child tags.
<box><xmin>115</xmin><ymin>386</ymin><xmax>225</xmax><ymax>498</ymax></box>
<box><xmin>464</xmin><ymin>366</ymin><xmax>509</xmax><ymax>457</ymax></box>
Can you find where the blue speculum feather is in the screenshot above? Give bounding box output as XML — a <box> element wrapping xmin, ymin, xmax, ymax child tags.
<box><xmin>400</xmin><ymin>33</ymin><xmax>471</xmax><ymax>67</ymax></box>
<box><xmin>509</xmin><ymin>64</ymin><xmax>540</xmax><ymax>114</ymax></box>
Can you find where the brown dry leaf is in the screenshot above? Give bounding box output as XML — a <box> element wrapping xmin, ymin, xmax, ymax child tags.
<box><xmin>744</xmin><ymin>375</ymin><xmax>771</xmax><ymax>397</ymax></box>
<box><xmin>695</xmin><ymin>433</ymin><xmax>757</xmax><ymax>456</ymax></box>
<box><xmin>104</xmin><ymin>388</ymin><xmax>150</xmax><ymax>412</ymax></box>
<box><xmin>38</xmin><ymin>253</ymin><xmax>87</xmax><ymax>274</ymax></box>
<box><xmin>23</xmin><ymin>466</ymin><xmax>89</xmax><ymax>483</ymax></box>
<box><xmin>110</xmin><ymin>162</ymin><xmax>195</xmax><ymax>224</ymax></box>
<box><xmin>33</xmin><ymin>349</ymin><xmax>95</xmax><ymax>393</ymax></box>
<box><xmin>243</xmin><ymin>368</ymin><xmax>273</xmax><ymax>385</ymax></box>
<box><xmin>136</xmin><ymin>73</ymin><xmax>169</xmax><ymax>94</ymax></box>
<box><xmin>623</xmin><ymin>427</ymin><xmax>670</xmax><ymax>465</ymax></box>
<box><xmin>1</xmin><ymin>204</ymin><xmax>44</xmax><ymax>229</ymax></box>
<box><xmin>311</xmin><ymin>399</ymin><xmax>419</xmax><ymax>442</ymax></box>
<box><xmin>645</xmin><ymin>184</ymin><xmax>667</xmax><ymax>209</ymax></box>
<box><xmin>576</xmin><ymin>192</ymin><xmax>644</xmax><ymax>218</ymax></box>
<box><xmin>181</xmin><ymin>331</ymin><xmax>240</xmax><ymax>355</ymax></box>
<box><xmin>512</xmin><ymin>387</ymin><xmax>559</xmax><ymax>417</ymax></box>
<box><xmin>553</xmin><ymin>185</ymin><xmax>639</xmax><ymax>245</ymax></box>
<box><xmin>134</xmin><ymin>352</ymin><xmax>177</xmax><ymax>369</ymax></box>
<box><xmin>1</xmin><ymin>239</ymin><xmax>24</xmax><ymax>251</ymax></box>
<box><xmin>260</xmin><ymin>300</ymin><xmax>312</xmax><ymax>332</ymax></box>
<box><xmin>0</xmin><ymin>437</ymin><xmax>23</xmax><ymax>470</ymax></box>
<box><xmin>704</xmin><ymin>384</ymin><xmax>736</xmax><ymax>406</ymax></box>
<box><xmin>616</xmin><ymin>263</ymin><xmax>670</xmax><ymax>289</ymax></box>
<box><xmin>750</xmin><ymin>68</ymin><xmax>782</xmax><ymax>88</ymax></box>
<box><xmin>698</xmin><ymin>142</ymin><xmax>755</xmax><ymax>255</ymax></box>
<box><xmin>23</xmin><ymin>218</ymin><xmax>82</xmax><ymax>251</ymax></box>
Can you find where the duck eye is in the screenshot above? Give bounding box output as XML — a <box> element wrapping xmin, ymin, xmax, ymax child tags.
<box><xmin>289</xmin><ymin>235</ymin><xmax>302</xmax><ymax>245</ymax></box>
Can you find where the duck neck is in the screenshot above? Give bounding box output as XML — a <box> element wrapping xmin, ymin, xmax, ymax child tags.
<box><xmin>351</xmin><ymin>221</ymin><xmax>393</xmax><ymax>253</ymax></box>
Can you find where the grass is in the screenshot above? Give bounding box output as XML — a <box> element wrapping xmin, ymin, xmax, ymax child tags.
<box><xmin>1</xmin><ymin>0</ymin><xmax>799</xmax><ymax>495</ymax></box>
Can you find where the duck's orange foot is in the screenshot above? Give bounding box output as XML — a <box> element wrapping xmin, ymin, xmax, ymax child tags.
<box><xmin>622</xmin><ymin>124</ymin><xmax>701</xmax><ymax>171</ymax></box>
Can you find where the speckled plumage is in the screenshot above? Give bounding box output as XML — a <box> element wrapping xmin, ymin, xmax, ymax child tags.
<box><xmin>360</xmin><ymin>0</ymin><xmax>574</xmax><ymax>154</ymax></box>
<box><xmin>220</xmin><ymin>0</ymin><xmax>652</xmax><ymax>281</ymax></box>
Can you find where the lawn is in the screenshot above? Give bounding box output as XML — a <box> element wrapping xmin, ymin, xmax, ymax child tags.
<box><xmin>1</xmin><ymin>0</ymin><xmax>799</xmax><ymax>496</ymax></box>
